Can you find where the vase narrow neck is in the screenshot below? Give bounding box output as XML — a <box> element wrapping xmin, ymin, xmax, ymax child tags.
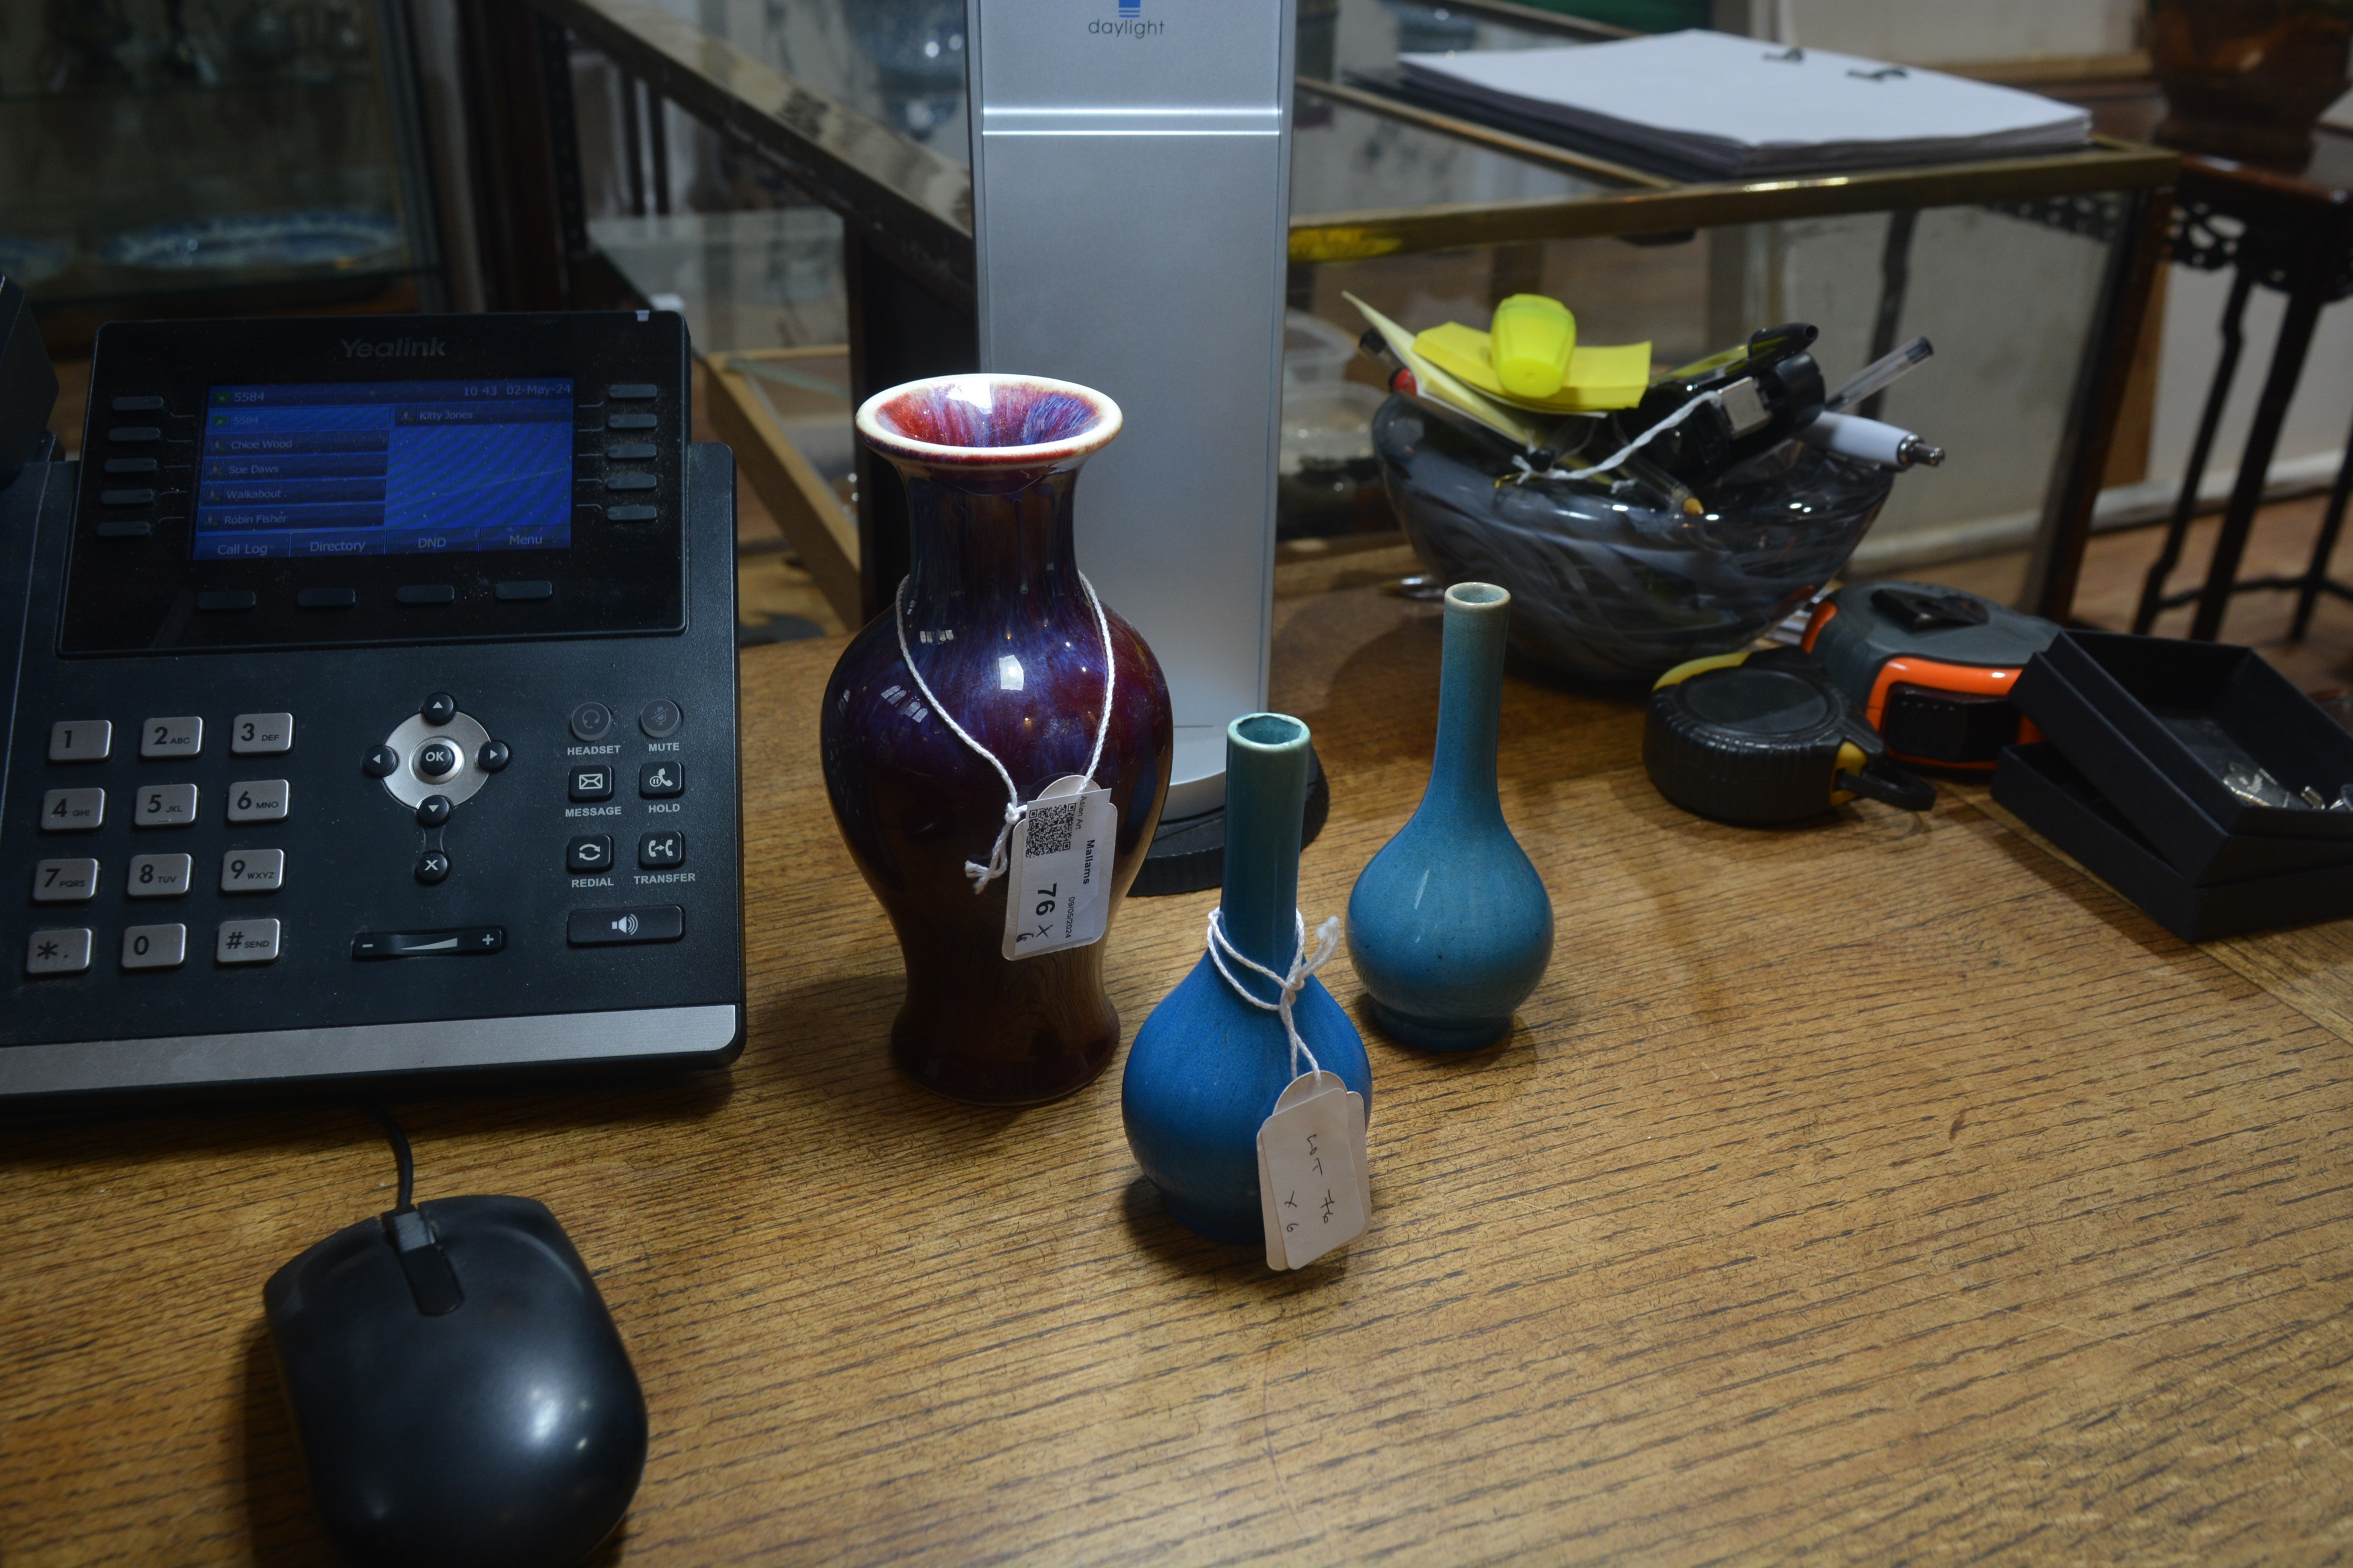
<box><xmin>1222</xmin><ymin>720</ymin><xmax>1311</xmax><ymax>1006</ymax></box>
<box><xmin>1424</xmin><ymin>593</ymin><xmax>1508</xmax><ymax>822</ymax></box>
<box><xmin>900</xmin><ymin>463</ymin><xmax>1087</xmax><ymax>622</ymax></box>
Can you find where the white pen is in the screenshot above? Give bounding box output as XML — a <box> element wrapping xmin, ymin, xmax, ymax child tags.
<box><xmin>1798</xmin><ymin>410</ymin><xmax>1945</xmax><ymax>469</ymax></box>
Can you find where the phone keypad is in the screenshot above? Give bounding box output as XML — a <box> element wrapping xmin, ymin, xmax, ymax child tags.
<box><xmin>32</xmin><ymin>859</ymin><xmax>99</xmax><ymax>903</ymax></box>
<box><xmin>226</xmin><ymin>780</ymin><xmax>290</xmax><ymax>824</ymax></box>
<box><xmin>140</xmin><ymin>716</ymin><xmax>202</xmax><ymax>760</ymax></box>
<box><xmin>230</xmin><ymin>713</ymin><xmax>294</xmax><ymax>755</ymax></box>
<box><xmin>127</xmin><ymin>854</ymin><xmax>193</xmax><ymax>899</ymax></box>
<box><xmin>134</xmin><ymin>783</ymin><xmax>198</xmax><ymax>828</ymax></box>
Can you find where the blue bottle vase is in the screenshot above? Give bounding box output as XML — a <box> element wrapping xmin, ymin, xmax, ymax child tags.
<box><xmin>1346</xmin><ymin>582</ymin><xmax>1554</xmax><ymax>1050</ymax></box>
<box><xmin>1122</xmin><ymin>713</ymin><xmax>1373</xmax><ymax>1244</ymax></box>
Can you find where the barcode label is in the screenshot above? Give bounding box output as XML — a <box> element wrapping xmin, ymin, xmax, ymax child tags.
<box><xmin>1025</xmin><ymin>800</ymin><xmax>1083</xmax><ymax>858</ymax></box>
<box><xmin>1000</xmin><ymin>776</ymin><xmax>1117</xmax><ymax>961</ymax></box>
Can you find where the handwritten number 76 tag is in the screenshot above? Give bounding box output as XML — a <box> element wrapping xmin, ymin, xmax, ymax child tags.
<box><xmin>1256</xmin><ymin>1070</ymin><xmax>1371</xmax><ymax>1270</ymax></box>
<box><xmin>999</xmin><ymin>774</ymin><xmax>1117</xmax><ymax>962</ymax></box>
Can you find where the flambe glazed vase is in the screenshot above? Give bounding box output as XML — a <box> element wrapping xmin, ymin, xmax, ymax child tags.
<box><xmin>822</xmin><ymin>375</ymin><xmax>1173</xmax><ymax>1104</ymax></box>
<box><xmin>1346</xmin><ymin>582</ymin><xmax>1553</xmax><ymax>1050</ymax></box>
<box><xmin>1122</xmin><ymin>713</ymin><xmax>1371</xmax><ymax>1243</ymax></box>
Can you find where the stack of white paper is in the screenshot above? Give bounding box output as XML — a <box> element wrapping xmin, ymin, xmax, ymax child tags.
<box><xmin>1398</xmin><ymin>30</ymin><xmax>2091</xmax><ymax>178</ymax></box>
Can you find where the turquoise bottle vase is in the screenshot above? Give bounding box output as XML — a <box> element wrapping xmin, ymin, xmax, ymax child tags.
<box><xmin>1122</xmin><ymin>714</ymin><xmax>1372</xmax><ymax>1244</ymax></box>
<box><xmin>1346</xmin><ymin>582</ymin><xmax>1554</xmax><ymax>1050</ymax></box>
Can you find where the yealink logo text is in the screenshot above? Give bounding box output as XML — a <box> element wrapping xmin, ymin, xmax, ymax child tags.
<box><xmin>341</xmin><ymin>336</ymin><xmax>448</xmax><ymax>358</ymax></box>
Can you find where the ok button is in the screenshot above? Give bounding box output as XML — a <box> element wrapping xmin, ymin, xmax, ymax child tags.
<box><xmin>414</xmin><ymin>739</ymin><xmax>462</xmax><ymax>783</ymax></box>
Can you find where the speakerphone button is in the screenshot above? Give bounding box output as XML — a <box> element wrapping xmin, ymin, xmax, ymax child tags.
<box><xmin>121</xmin><ymin>924</ymin><xmax>188</xmax><ymax>970</ymax></box>
<box><xmin>231</xmin><ymin>713</ymin><xmax>294</xmax><ymax>755</ymax></box>
<box><xmin>48</xmin><ymin>720</ymin><xmax>111</xmax><ymax>762</ymax></box>
<box><xmin>566</xmin><ymin>905</ymin><xmax>684</xmax><ymax>946</ymax></box>
<box><xmin>26</xmin><ymin>928</ymin><xmax>92</xmax><ymax>975</ymax></box>
<box><xmin>134</xmin><ymin>782</ymin><xmax>198</xmax><ymax>827</ymax></box>
<box><xmin>215</xmin><ymin>918</ymin><xmax>281</xmax><ymax>965</ymax></box>
<box><xmin>566</xmin><ymin>834</ymin><xmax>614</xmax><ymax>872</ymax></box>
<box><xmin>111</xmin><ymin>395</ymin><xmax>165</xmax><ymax>412</ymax></box>
<box><xmin>104</xmin><ymin>457</ymin><xmax>158</xmax><ymax>474</ymax></box>
<box><xmin>608</xmin><ymin>505</ymin><xmax>657</xmax><ymax>523</ymax></box>
<box><xmin>608</xmin><ymin>383</ymin><xmax>658</xmax><ymax>400</ymax></box>
<box><xmin>396</xmin><ymin>584</ymin><xmax>457</xmax><ymax>605</ymax></box>
<box><xmin>421</xmin><ymin>692</ymin><xmax>457</xmax><ymax>725</ymax></box>
<box><xmin>639</xmin><ymin>699</ymin><xmax>681</xmax><ymax>738</ymax></box>
<box><xmin>568</xmin><ymin>702</ymin><xmax>613</xmax><ymax>742</ymax></box>
<box><xmin>127</xmin><ymin>853</ymin><xmax>193</xmax><ymax>898</ymax></box>
<box><xmin>102</xmin><ymin>488</ymin><xmax>156</xmax><ymax>505</ymax></box>
<box><xmin>32</xmin><ymin>858</ymin><xmax>99</xmax><ymax>903</ymax></box>
<box><xmin>416</xmin><ymin>794</ymin><xmax>452</xmax><ymax>827</ymax></box>
<box><xmin>495</xmin><ymin>579</ymin><xmax>554</xmax><ymax>602</ymax></box>
<box><xmin>197</xmin><ymin>590</ymin><xmax>257</xmax><ymax>612</ymax></box>
<box><xmin>41</xmin><ymin>788</ymin><xmax>105</xmax><ymax>832</ymax></box>
<box><xmin>141</xmin><ymin>716</ymin><xmax>202</xmax><ymax>759</ymax></box>
<box><xmin>607</xmin><ymin>411</ymin><xmax>656</xmax><ymax>431</ymax></box>
<box><xmin>108</xmin><ymin>426</ymin><xmax>161</xmax><ymax>443</ymax></box>
<box><xmin>297</xmin><ymin>588</ymin><xmax>356</xmax><ymax>609</ymax></box>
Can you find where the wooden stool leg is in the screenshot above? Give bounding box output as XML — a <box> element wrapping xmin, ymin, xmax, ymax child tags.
<box><xmin>2293</xmin><ymin>409</ymin><xmax>2353</xmax><ymax>640</ymax></box>
<box><xmin>2135</xmin><ymin>270</ymin><xmax>2252</xmax><ymax>633</ymax></box>
<box><xmin>2190</xmin><ymin>278</ymin><xmax>2327</xmax><ymax>642</ymax></box>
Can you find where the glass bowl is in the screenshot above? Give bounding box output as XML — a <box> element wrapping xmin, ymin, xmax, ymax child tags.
<box><xmin>1372</xmin><ymin>394</ymin><xmax>1895</xmax><ymax>684</ymax></box>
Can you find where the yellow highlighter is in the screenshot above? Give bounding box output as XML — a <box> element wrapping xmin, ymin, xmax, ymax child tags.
<box><xmin>1489</xmin><ymin>293</ymin><xmax>1575</xmax><ymax>400</ymax></box>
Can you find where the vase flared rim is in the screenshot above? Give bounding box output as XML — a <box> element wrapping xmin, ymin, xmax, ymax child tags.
<box><xmin>855</xmin><ymin>373</ymin><xmax>1123</xmax><ymax>469</ymax></box>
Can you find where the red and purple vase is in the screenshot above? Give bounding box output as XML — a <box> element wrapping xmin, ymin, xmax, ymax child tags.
<box><xmin>822</xmin><ymin>375</ymin><xmax>1174</xmax><ymax>1105</ymax></box>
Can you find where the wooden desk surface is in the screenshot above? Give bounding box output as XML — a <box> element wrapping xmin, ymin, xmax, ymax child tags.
<box><xmin>7</xmin><ymin>548</ymin><xmax>2353</xmax><ymax>1564</ymax></box>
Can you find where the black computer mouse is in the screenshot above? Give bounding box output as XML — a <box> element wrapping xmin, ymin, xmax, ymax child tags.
<box><xmin>264</xmin><ymin>1194</ymin><xmax>648</xmax><ymax>1567</ymax></box>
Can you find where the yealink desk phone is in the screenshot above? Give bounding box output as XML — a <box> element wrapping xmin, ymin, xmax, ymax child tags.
<box><xmin>0</xmin><ymin>301</ymin><xmax>744</xmax><ymax>1097</ymax></box>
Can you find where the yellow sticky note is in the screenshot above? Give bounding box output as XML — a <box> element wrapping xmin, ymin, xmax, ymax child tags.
<box><xmin>1411</xmin><ymin>322</ymin><xmax>1651</xmax><ymax>412</ymax></box>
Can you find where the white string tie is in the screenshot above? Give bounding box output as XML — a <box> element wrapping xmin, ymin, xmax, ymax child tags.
<box><xmin>893</xmin><ymin>571</ymin><xmax>1116</xmax><ymax>893</ymax></box>
<box><xmin>1509</xmin><ymin>391</ymin><xmax>1722</xmax><ymax>485</ymax></box>
<box><xmin>1206</xmin><ymin>909</ymin><xmax>1342</xmax><ymax>1081</ymax></box>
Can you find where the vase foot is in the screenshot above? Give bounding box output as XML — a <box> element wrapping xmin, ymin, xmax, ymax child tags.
<box><xmin>1158</xmin><ymin>1190</ymin><xmax>1264</xmax><ymax>1246</ymax></box>
<box><xmin>1368</xmin><ymin>1000</ymin><xmax>1511</xmax><ymax>1053</ymax></box>
<box><xmin>889</xmin><ymin>1035</ymin><xmax>1115</xmax><ymax>1106</ymax></box>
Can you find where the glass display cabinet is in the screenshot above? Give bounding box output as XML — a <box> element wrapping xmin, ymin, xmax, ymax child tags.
<box><xmin>479</xmin><ymin>0</ymin><xmax>2175</xmax><ymax>629</ymax></box>
<box><xmin>0</xmin><ymin>0</ymin><xmax>444</xmax><ymax>352</ymax></box>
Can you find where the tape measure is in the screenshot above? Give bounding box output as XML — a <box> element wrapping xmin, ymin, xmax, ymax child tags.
<box><xmin>1801</xmin><ymin>581</ymin><xmax>2056</xmax><ymax>772</ymax></box>
<box><xmin>1645</xmin><ymin>648</ymin><xmax>1937</xmax><ymax>825</ymax></box>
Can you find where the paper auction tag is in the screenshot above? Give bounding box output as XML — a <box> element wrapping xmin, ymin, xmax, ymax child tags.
<box><xmin>1256</xmin><ymin>1070</ymin><xmax>1371</xmax><ymax>1270</ymax></box>
<box><xmin>1000</xmin><ymin>775</ymin><xmax>1118</xmax><ymax>961</ymax></box>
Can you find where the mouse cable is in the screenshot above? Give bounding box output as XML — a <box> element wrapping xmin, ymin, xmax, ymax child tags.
<box><xmin>359</xmin><ymin>1103</ymin><xmax>416</xmax><ymax>1212</ymax></box>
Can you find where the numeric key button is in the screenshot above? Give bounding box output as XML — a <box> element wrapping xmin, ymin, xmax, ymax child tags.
<box><xmin>49</xmin><ymin>720</ymin><xmax>112</xmax><ymax>762</ymax></box>
<box><xmin>566</xmin><ymin>835</ymin><xmax>614</xmax><ymax>873</ymax></box>
<box><xmin>221</xmin><ymin>849</ymin><xmax>285</xmax><ymax>893</ymax></box>
<box><xmin>228</xmin><ymin>779</ymin><xmax>290</xmax><ymax>823</ymax></box>
<box><xmin>141</xmin><ymin>716</ymin><xmax>202</xmax><ymax>759</ymax></box>
<box><xmin>216</xmin><ymin>919</ymin><xmax>281</xmax><ymax>965</ymax></box>
<box><xmin>42</xmin><ymin>788</ymin><xmax>104</xmax><ymax>832</ymax></box>
<box><xmin>122</xmin><ymin>925</ymin><xmax>188</xmax><ymax>970</ymax></box>
<box><xmin>639</xmin><ymin>760</ymin><xmax>684</xmax><ymax>797</ymax></box>
<box><xmin>32</xmin><ymin>859</ymin><xmax>99</xmax><ymax>903</ymax></box>
<box><xmin>135</xmin><ymin>783</ymin><xmax>198</xmax><ymax>828</ymax></box>
<box><xmin>231</xmin><ymin>713</ymin><xmax>294</xmax><ymax>754</ymax></box>
<box><xmin>128</xmin><ymin>853</ymin><xmax>193</xmax><ymax>898</ymax></box>
<box><xmin>26</xmin><ymin>929</ymin><xmax>92</xmax><ymax>976</ymax></box>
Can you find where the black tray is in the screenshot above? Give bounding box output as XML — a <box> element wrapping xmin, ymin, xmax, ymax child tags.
<box><xmin>1992</xmin><ymin>743</ymin><xmax>2353</xmax><ymax>942</ymax></box>
<box><xmin>2009</xmin><ymin>656</ymin><xmax>2353</xmax><ymax>883</ymax></box>
<box><xmin>2041</xmin><ymin>631</ymin><xmax>2353</xmax><ymax>841</ymax></box>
